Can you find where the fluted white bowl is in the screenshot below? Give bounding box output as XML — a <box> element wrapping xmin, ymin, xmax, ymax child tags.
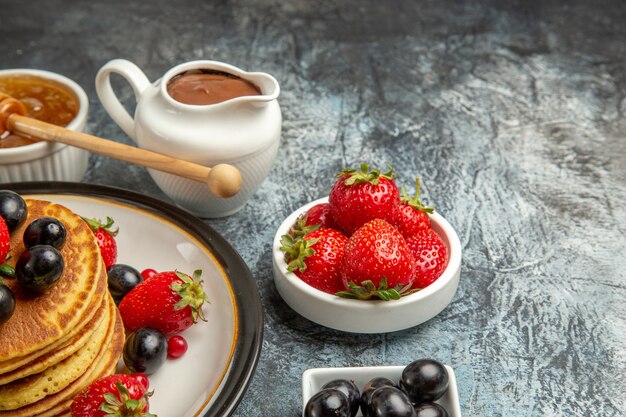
<box><xmin>147</xmin><ymin>139</ymin><xmax>279</xmax><ymax>218</ymax></box>
<box><xmin>0</xmin><ymin>69</ymin><xmax>89</xmax><ymax>183</ymax></box>
<box><xmin>272</xmin><ymin>197</ymin><xmax>462</xmax><ymax>333</ymax></box>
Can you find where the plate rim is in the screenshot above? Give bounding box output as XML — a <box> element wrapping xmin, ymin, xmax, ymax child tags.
<box><xmin>2</xmin><ymin>181</ymin><xmax>264</xmax><ymax>417</ymax></box>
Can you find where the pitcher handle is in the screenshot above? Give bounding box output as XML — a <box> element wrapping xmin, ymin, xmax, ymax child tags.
<box><xmin>95</xmin><ymin>59</ymin><xmax>151</xmax><ymax>142</ymax></box>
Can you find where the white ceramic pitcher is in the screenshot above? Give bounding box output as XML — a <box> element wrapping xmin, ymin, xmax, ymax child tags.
<box><xmin>95</xmin><ymin>59</ymin><xmax>281</xmax><ymax>218</ymax></box>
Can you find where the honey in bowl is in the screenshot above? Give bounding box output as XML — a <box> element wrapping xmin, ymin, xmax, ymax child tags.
<box><xmin>0</xmin><ymin>74</ymin><xmax>79</xmax><ymax>148</ymax></box>
<box><xmin>166</xmin><ymin>70</ymin><xmax>261</xmax><ymax>105</ymax></box>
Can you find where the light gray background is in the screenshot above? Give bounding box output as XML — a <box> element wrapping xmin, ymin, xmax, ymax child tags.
<box><xmin>3</xmin><ymin>1</ymin><xmax>625</xmax><ymax>415</ymax></box>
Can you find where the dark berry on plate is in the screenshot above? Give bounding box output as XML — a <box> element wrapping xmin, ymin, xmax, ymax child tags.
<box><xmin>107</xmin><ymin>264</ymin><xmax>143</xmax><ymax>305</ymax></box>
<box><xmin>361</xmin><ymin>377</ymin><xmax>398</xmax><ymax>417</ymax></box>
<box><xmin>400</xmin><ymin>359</ymin><xmax>449</xmax><ymax>404</ymax></box>
<box><xmin>367</xmin><ymin>386</ymin><xmax>416</xmax><ymax>417</ymax></box>
<box><xmin>123</xmin><ymin>327</ymin><xmax>167</xmax><ymax>375</ymax></box>
<box><xmin>414</xmin><ymin>402</ymin><xmax>449</xmax><ymax>417</ymax></box>
<box><xmin>304</xmin><ymin>388</ymin><xmax>351</xmax><ymax>417</ymax></box>
<box><xmin>321</xmin><ymin>379</ymin><xmax>360</xmax><ymax>417</ymax></box>
<box><xmin>0</xmin><ymin>281</ymin><xmax>15</xmax><ymax>324</ymax></box>
<box><xmin>23</xmin><ymin>217</ymin><xmax>67</xmax><ymax>249</ymax></box>
<box><xmin>167</xmin><ymin>335</ymin><xmax>188</xmax><ymax>359</ymax></box>
<box><xmin>15</xmin><ymin>245</ymin><xmax>65</xmax><ymax>294</ymax></box>
<box><xmin>0</xmin><ymin>190</ymin><xmax>27</xmax><ymax>233</ymax></box>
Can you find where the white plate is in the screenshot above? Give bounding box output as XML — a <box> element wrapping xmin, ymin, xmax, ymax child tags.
<box><xmin>11</xmin><ymin>183</ymin><xmax>263</xmax><ymax>417</ymax></box>
<box><xmin>302</xmin><ymin>365</ymin><xmax>462</xmax><ymax>417</ymax></box>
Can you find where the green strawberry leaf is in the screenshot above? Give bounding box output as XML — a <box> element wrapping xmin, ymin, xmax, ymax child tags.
<box><xmin>81</xmin><ymin>215</ymin><xmax>119</xmax><ymax>236</ymax></box>
<box><xmin>338</xmin><ymin>163</ymin><xmax>397</xmax><ymax>186</ymax></box>
<box><xmin>99</xmin><ymin>381</ymin><xmax>154</xmax><ymax>417</ymax></box>
<box><xmin>0</xmin><ymin>264</ymin><xmax>14</xmax><ymax>278</ymax></box>
<box><xmin>400</xmin><ymin>177</ymin><xmax>434</xmax><ymax>213</ymax></box>
<box><xmin>279</xmin><ymin>232</ymin><xmax>319</xmax><ymax>273</ymax></box>
<box><xmin>286</xmin><ymin>214</ymin><xmax>320</xmax><ymax>240</ymax></box>
<box><xmin>171</xmin><ymin>270</ymin><xmax>209</xmax><ymax>323</ymax></box>
<box><xmin>336</xmin><ymin>277</ymin><xmax>419</xmax><ymax>301</ymax></box>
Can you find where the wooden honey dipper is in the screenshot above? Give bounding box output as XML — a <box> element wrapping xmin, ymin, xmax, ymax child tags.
<box><xmin>0</xmin><ymin>91</ymin><xmax>242</xmax><ymax>198</ymax></box>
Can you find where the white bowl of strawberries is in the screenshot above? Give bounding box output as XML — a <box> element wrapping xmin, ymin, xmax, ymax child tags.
<box><xmin>272</xmin><ymin>164</ymin><xmax>461</xmax><ymax>333</ymax></box>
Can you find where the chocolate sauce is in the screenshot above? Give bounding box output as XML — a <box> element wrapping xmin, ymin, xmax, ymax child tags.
<box><xmin>166</xmin><ymin>70</ymin><xmax>261</xmax><ymax>105</ymax></box>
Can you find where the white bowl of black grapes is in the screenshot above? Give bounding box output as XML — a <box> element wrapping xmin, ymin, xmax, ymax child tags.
<box><xmin>302</xmin><ymin>358</ymin><xmax>461</xmax><ymax>417</ymax></box>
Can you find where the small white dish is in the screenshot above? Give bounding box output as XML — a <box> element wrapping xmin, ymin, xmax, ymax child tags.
<box><xmin>0</xmin><ymin>68</ymin><xmax>89</xmax><ymax>182</ymax></box>
<box><xmin>272</xmin><ymin>197</ymin><xmax>462</xmax><ymax>333</ymax></box>
<box><xmin>302</xmin><ymin>365</ymin><xmax>462</xmax><ymax>417</ymax></box>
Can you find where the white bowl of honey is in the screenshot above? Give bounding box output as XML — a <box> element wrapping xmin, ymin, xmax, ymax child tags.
<box><xmin>0</xmin><ymin>69</ymin><xmax>89</xmax><ymax>183</ymax></box>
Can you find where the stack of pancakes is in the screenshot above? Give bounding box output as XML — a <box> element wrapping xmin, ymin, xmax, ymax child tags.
<box><xmin>0</xmin><ymin>199</ymin><xmax>124</xmax><ymax>417</ymax></box>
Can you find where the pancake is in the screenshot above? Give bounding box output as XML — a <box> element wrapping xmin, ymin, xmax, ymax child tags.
<box><xmin>31</xmin><ymin>309</ymin><xmax>124</xmax><ymax>417</ymax></box>
<box><xmin>0</xmin><ymin>294</ymin><xmax>113</xmax><ymax>410</ymax></box>
<box><xmin>0</xmin><ymin>290</ymin><xmax>104</xmax><ymax>376</ymax></box>
<box><xmin>0</xmin><ymin>296</ymin><xmax>124</xmax><ymax>417</ymax></box>
<box><xmin>0</xmin><ymin>293</ymin><xmax>107</xmax><ymax>385</ymax></box>
<box><xmin>0</xmin><ymin>199</ymin><xmax>107</xmax><ymax>362</ymax></box>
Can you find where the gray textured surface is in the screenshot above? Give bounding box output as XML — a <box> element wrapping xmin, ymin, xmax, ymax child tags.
<box><xmin>2</xmin><ymin>0</ymin><xmax>625</xmax><ymax>415</ymax></box>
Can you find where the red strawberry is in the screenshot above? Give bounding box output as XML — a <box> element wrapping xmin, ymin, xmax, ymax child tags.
<box><xmin>82</xmin><ymin>216</ymin><xmax>118</xmax><ymax>269</ymax></box>
<box><xmin>303</xmin><ymin>203</ymin><xmax>338</xmax><ymax>229</ymax></box>
<box><xmin>328</xmin><ymin>164</ymin><xmax>401</xmax><ymax>235</ymax></box>
<box><xmin>280</xmin><ymin>227</ymin><xmax>348</xmax><ymax>294</ymax></box>
<box><xmin>70</xmin><ymin>373</ymin><xmax>154</xmax><ymax>417</ymax></box>
<box><xmin>0</xmin><ymin>217</ymin><xmax>15</xmax><ymax>278</ymax></box>
<box><xmin>406</xmin><ymin>228</ymin><xmax>448</xmax><ymax>288</ymax></box>
<box><xmin>0</xmin><ymin>216</ymin><xmax>9</xmax><ymax>263</ymax></box>
<box><xmin>338</xmin><ymin>219</ymin><xmax>416</xmax><ymax>300</ymax></box>
<box><xmin>119</xmin><ymin>270</ymin><xmax>208</xmax><ymax>337</ymax></box>
<box><xmin>392</xmin><ymin>177</ymin><xmax>433</xmax><ymax>239</ymax></box>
